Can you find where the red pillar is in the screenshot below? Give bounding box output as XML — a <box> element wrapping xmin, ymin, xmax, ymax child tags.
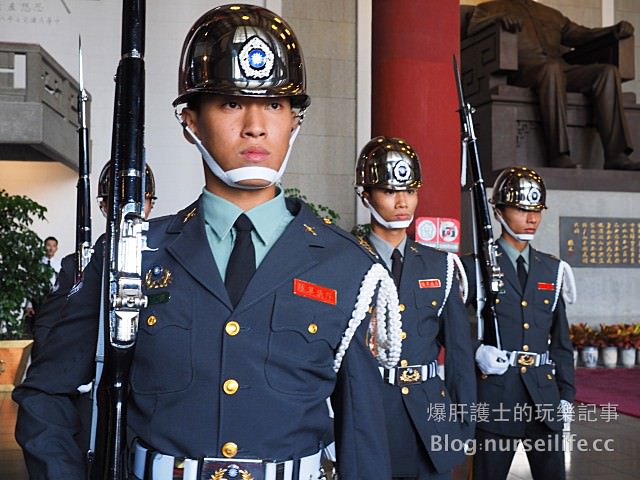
<box><xmin>371</xmin><ymin>0</ymin><xmax>460</xmax><ymax>225</ymax></box>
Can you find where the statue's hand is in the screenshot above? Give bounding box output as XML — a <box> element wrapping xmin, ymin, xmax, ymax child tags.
<box><xmin>500</xmin><ymin>14</ymin><xmax>523</xmax><ymax>33</ymax></box>
<box><xmin>615</xmin><ymin>20</ymin><xmax>634</xmax><ymax>39</ymax></box>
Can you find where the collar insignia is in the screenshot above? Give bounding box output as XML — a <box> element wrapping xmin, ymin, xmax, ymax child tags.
<box><xmin>303</xmin><ymin>224</ymin><xmax>317</xmax><ymax>236</ymax></box>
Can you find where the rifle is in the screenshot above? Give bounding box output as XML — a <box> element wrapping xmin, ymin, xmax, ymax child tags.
<box><xmin>89</xmin><ymin>1</ymin><xmax>147</xmax><ymax>478</ymax></box>
<box><xmin>453</xmin><ymin>56</ymin><xmax>503</xmax><ymax>349</ymax></box>
<box><xmin>75</xmin><ymin>36</ymin><xmax>93</xmax><ymax>280</ymax></box>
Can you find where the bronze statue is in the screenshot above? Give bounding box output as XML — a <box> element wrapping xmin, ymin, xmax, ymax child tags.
<box><xmin>468</xmin><ymin>0</ymin><xmax>639</xmax><ymax>170</ymax></box>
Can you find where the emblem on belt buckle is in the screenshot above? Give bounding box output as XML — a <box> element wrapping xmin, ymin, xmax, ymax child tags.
<box><xmin>398</xmin><ymin>367</ymin><xmax>421</xmax><ymax>385</ymax></box>
<box><xmin>517</xmin><ymin>354</ymin><xmax>535</xmax><ymax>366</ymax></box>
<box><xmin>201</xmin><ymin>460</ymin><xmax>263</xmax><ymax>480</ymax></box>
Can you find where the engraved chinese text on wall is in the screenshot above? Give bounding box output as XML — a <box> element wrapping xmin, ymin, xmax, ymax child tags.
<box><xmin>560</xmin><ymin>217</ymin><xmax>640</xmax><ymax>267</ymax></box>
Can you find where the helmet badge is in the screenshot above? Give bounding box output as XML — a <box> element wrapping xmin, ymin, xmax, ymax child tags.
<box><xmin>239</xmin><ymin>36</ymin><xmax>275</xmax><ymax>79</ymax></box>
<box><xmin>393</xmin><ymin>159</ymin><xmax>412</xmax><ymax>183</ymax></box>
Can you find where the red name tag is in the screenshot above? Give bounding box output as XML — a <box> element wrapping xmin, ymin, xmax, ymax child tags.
<box><xmin>293</xmin><ymin>278</ymin><xmax>337</xmax><ymax>305</ymax></box>
<box><xmin>537</xmin><ymin>282</ymin><xmax>555</xmax><ymax>291</ymax></box>
<box><xmin>418</xmin><ymin>279</ymin><xmax>442</xmax><ymax>289</ymax></box>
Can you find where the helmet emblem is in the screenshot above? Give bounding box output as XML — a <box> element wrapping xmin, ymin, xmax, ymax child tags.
<box><xmin>527</xmin><ymin>187</ymin><xmax>541</xmax><ymax>203</ymax></box>
<box><xmin>393</xmin><ymin>160</ymin><xmax>412</xmax><ymax>182</ymax></box>
<box><xmin>239</xmin><ymin>36</ymin><xmax>275</xmax><ymax>79</ymax></box>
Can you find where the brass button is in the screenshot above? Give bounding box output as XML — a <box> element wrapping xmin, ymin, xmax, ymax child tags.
<box><xmin>223</xmin><ymin>379</ymin><xmax>239</xmax><ymax>395</ymax></box>
<box><xmin>225</xmin><ymin>321</ymin><xmax>240</xmax><ymax>336</ymax></box>
<box><xmin>544</xmin><ymin>299</ymin><xmax>550</xmax><ymax>305</ymax></box>
<box><xmin>523</xmin><ymin>322</ymin><xmax>530</xmax><ymax>330</ymax></box>
<box><xmin>399</xmin><ymin>303</ymin><xmax>406</xmax><ymax>312</ymax></box>
<box><xmin>481</xmin><ymin>374</ymin><xmax>488</xmax><ymax>380</ymax></box>
<box><xmin>520</xmin><ymin>366</ymin><xmax>527</xmax><ymax>374</ymax></box>
<box><xmin>440</xmin><ymin>389</ymin><xmax>446</xmax><ymax>398</ymax></box>
<box><xmin>495</xmin><ymin>298</ymin><xmax>500</xmax><ymax>304</ymax></box>
<box><xmin>400</xmin><ymin>359</ymin><xmax>409</xmax><ymax>367</ymax></box>
<box><xmin>401</xmin><ymin>331</ymin><xmax>407</xmax><ymax>340</ymax></box>
<box><xmin>431</xmin><ymin>300</ymin><xmax>438</xmax><ymax>307</ymax></box>
<box><xmin>401</xmin><ymin>387</ymin><xmax>409</xmax><ymax>395</ymax></box>
<box><xmin>521</xmin><ymin>300</ymin><xmax>528</xmax><ymax>307</ymax></box>
<box><xmin>146</xmin><ymin>315</ymin><xmax>157</xmax><ymax>326</ymax></box>
<box><xmin>547</xmin><ymin>373</ymin><xmax>553</xmax><ymax>380</ymax></box>
<box><xmin>308</xmin><ymin>323</ymin><xmax>318</xmax><ymax>334</ymax></box>
<box><xmin>522</xmin><ymin>345</ymin><xmax>529</xmax><ymax>352</ymax></box>
<box><xmin>221</xmin><ymin>442</ymin><xmax>238</xmax><ymax>458</ymax></box>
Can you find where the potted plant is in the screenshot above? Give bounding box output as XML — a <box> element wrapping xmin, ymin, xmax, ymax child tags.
<box><xmin>569</xmin><ymin>322</ymin><xmax>598</xmax><ymax>368</ymax></box>
<box><xmin>617</xmin><ymin>323</ymin><xmax>640</xmax><ymax>368</ymax></box>
<box><xmin>597</xmin><ymin>324</ymin><xmax>624</xmax><ymax>368</ymax></box>
<box><xmin>0</xmin><ymin>189</ymin><xmax>53</xmax><ymax>389</ymax></box>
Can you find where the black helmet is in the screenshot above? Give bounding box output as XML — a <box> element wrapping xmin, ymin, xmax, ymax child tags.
<box><xmin>97</xmin><ymin>163</ymin><xmax>157</xmax><ymax>202</ymax></box>
<box><xmin>173</xmin><ymin>4</ymin><xmax>309</xmax><ymax>109</ymax></box>
<box><xmin>355</xmin><ymin>136</ymin><xmax>423</xmax><ymax>191</ymax></box>
<box><xmin>490</xmin><ymin>166</ymin><xmax>546</xmax><ymax>212</ymax></box>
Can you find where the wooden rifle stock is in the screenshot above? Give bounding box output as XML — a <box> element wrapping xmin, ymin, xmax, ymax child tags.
<box><xmin>90</xmin><ymin>1</ymin><xmax>147</xmax><ymax>478</ymax></box>
<box><xmin>453</xmin><ymin>56</ymin><xmax>503</xmax><ymax>349</ymax></box>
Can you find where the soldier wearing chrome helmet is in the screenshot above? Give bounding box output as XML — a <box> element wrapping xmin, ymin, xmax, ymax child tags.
<box><xmin>13</xmin><ymin>5</ymin><xmax>393</xmax><ymax>480</ymax></box>
<box><xmin>461</xmin><ymin>165</ymin><xmax>577</xmax><ymax>480</ymax></box>
<box><xmin>355</xmin><ymin>136</ymin><xmax>476</xmax><ymax>479</ymax></box>
<box><xmin>97</xmin><ymin>162</ymin><xmax>157</xmax><ymax>219</ymax></box>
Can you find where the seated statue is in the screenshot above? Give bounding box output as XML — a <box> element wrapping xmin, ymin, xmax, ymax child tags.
<box><xmin>467</xmin><ymin>0</ymin><xmax>639</xmax><ymax>170</ymax></box>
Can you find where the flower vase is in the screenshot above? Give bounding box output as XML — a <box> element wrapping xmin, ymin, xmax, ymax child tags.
<box><xmin>573</xmin><ymin>349</ymin><xmax>578</xmax><ymax>368</ymax></box>
<box><xmin>602</xmin><ymin>346</ymin><xmax>618</xmax><ymax>368</ymax></box>
<box><xmin>620</xmin><ymin>347</ymin><xmax>636</xmax><ymax>368</ymax></box>
<box><xmin>581</xmin><ymin>346</ymin><xmax>598</xmax><ymax>368</ymax></box>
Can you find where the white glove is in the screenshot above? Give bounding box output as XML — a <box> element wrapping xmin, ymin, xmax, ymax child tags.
<box><xmin>475</xmin><ymin>344</ymin><xmax>509</xmax><ymax>375</ymax></box>
<box><xmin>560</xmin><ymin>399</ymin><xmax>573</xmax><ymax>424</ymax></box>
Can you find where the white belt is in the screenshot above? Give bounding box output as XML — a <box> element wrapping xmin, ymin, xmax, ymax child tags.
<box><xmin>506</xmin><ymin>350</ymin><xmax>552</xmax><ymax>368</ymax></box>
<box><xmin>132</xmin><ymin>440</ymin><xmax>324</xmax><ymax>480</ymax></box>
<box><xmin>379</xmin><ymin>359</ymin><xmax>439</xmax><ymax>386</ymax></box>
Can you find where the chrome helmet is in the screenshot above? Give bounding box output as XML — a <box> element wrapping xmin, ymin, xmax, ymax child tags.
<box><xmin>490</xmin><ymin>166</ymin><xmax>546</xmax><ymax>212</ymax></box>
<box><xmin>173</xmin><ymin>4</ymin><xmax>309</xmax><ymax>109</ymax></box>
<box><xmin>355</xmin><ymin>136</ymin><xmax>423</xmax><ymax>191</ymax></box>
<box><xmin>97</xmin><ymin>162</ymin><xmax>157</xmax><ymax>202</ymax></box>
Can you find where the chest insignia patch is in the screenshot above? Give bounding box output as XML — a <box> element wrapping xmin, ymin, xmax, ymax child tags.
<box><xmin>145</xmin><ymin>265</ymin><xmax>173</xmax><ymax>289</ymax></box>
<box><xmin>418</xmin><ymin>279</ymin><xmax>441</xmax><ymax>289</ymax></box>
<box><xmin>293</xmin><ymin>278</ymin><xmax>337</xmax><ymax>305</ymax></box>
<box><xmin>537</xmin><ymin>282</ymin><xmax>555</xmax><ymax>291</ymax></box>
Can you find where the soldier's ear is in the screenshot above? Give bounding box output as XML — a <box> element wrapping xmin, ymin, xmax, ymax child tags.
<box><xmin>180</xmin><ymin>108</ymin><xmax>200</xmax><ymax>145</ymax></box>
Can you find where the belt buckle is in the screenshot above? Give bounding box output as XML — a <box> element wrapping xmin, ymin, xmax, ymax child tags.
<box><xmin>200</xmin><ymin>458</ymin><xmax>264</xmax><ymax>480</ymax></box>
<box><xmin>517</xmin><ymin>353</ymin><xmax>535</xmax><ymax>367</ymax></box>
<box><xmin>397</xmin><ymin>366</ymin><xmax>422</xmax><ymax>386</ymax></box>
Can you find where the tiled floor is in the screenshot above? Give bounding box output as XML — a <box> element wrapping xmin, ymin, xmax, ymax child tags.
<box><xmin>2</xmin><ymin>391</ymin><xmax>640</xmax><ymax>479</ymax></box>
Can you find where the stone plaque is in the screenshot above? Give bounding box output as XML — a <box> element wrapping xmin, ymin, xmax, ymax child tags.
<box><xmin>560</xmin><ymin>217</ymin><xmax>640</xmax><ymax>267</ymax></box>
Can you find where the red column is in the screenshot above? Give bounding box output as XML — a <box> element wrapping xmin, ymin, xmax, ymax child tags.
<box><xmin>371</xmin><ymin>0</ymin><xmax>460</xmax><ymax>225</ymax></box>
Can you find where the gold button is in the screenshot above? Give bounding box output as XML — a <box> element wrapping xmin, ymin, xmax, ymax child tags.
<box><xmin>221</xmin><ymin>442</ymin><xmax>238</xmax><ymax>458</ymax></box>
<box><xmin>400</xmin><ymin>359</ymin><xmax>409</xmax><ymax>367</ymax></box>
<box><xmin>481</xmin><ymin>374</ymin><xmax>488</xmax><ymax>380</ymax></box>
<box><xmin>523</xmin><ymin>323</ymin><xmax>530</xmax><ymax>330</ymax></box>
<box><xmin>522</xmin><ymin>345</ymin><xmax>529</xmax><ymax>352</ymax></box>
<box><xmin>401</xmin><ymin>331</ymin><xmax>407</xmax><ymax>340</ymax></box>
<box><xmin>225</xmin><ymin>321</ymin><xmax>240</xmax><ymax>336</ymax></box>
<box><xmin>544</xmin><ymin>299</ymin><xmax>550</xmax><ymax>305</ymax></box>
<box><xmin>440</xmin><ymin>389</ymin><xmax>446</xmax><ymax>398</ymax></box>
<box><xmin>401</xmin><ymin>387</ymin><xmax>409</xmax><ymax>395</ymax></box>
<box><xmin>431</xmin><ymin>300</ymin><xmax>438</xmax><ymax>307</ymax></box>
<box><xmin>547</xmin><ymin>373</ymin><xmax>553</xmax><ymax>380</ymax></box>
<box><xmin>146</xmin><ymin>315</ymin><xmax>157</xmax><ymax>326</ymax></box>
<box><xmin>521</xmin><ymin>300</ymin><xmax>528</xmax><ymax>307</ymax></box>
<box><xmin>495</xmin><ymin>298</ymin><xmax>500</xmax><ymax>304</ymax></box>
<box><xmin>223</xmin><ymin>379</ymin><xmax>239</xmax><ymax>395</ymax></box>
<box><xmin>308</xmin><ymin>323</ymin><xmax>318</xmax><ymax>334</ymax></box>
<box><xmin>399</xmin><ymin>303</ymin><xmax>405</xmax><ymax>312</ymax></box>
<box><xmin>520</xmin><ymin>366</ymin><xmax>527</xmax><ymax>374</ymax></box>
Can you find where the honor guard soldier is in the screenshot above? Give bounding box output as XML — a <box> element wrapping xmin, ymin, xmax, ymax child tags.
<box><xmin>462</xmin><ymin>166</ymin><xmax>576</xmax><ymax>480</ymax></box>
<box><xmin>355</xmin><ymin>136</ymin><xmax>476</xmax><ymax>479</ymax></box>
<box><xmin>14</xmin><ymin>5</ymin><xmax>393</xmax><ymax>480</ymax></box>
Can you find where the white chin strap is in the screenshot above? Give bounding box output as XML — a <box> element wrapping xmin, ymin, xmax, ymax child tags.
<box><xmin>495</xmin><ymin>209</ymin><xmax>535</xmax><ymax>242</ymax></box>
<box><xmin>357</xmin><ymin>190</ymin><xmax>413</xmax><ymax>229</ymax></box>
<box><xmin>175</xmin><ymin>109</ymin><xmax>303</xmax><ymax>190</ymax></box>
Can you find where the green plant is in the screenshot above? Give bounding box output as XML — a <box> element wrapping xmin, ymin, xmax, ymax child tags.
<box><xmin>568</xmin><ymin>322</ymin><xmax>598</xmax><ymax>348</ymax></box>
<box><xmin>351</xmin><ymin>223</ymin><xmax>372</xmax><ymax>238</ymax></box>
<box><xmin>616</xmin><ymin>323</ymin><xmax>640</xmax><ymax>349</ymax></box>
<box><xmin>284</xmin><ymin>187</ymin><xmax>341</xmax><ymax>224</ymax></box>
<box><xmin>0</xmin><ymin>190</ymin><xmax>52</xmax><ymax>339</ymax></box>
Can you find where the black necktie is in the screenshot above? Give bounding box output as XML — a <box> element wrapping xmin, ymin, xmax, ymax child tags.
<box><xmin>516</xmin><ymin>255</ymin><xmax>528</xmax><ymax>291</ymax></box>
<box><xmin>225</xmin><ymin>214</ymin><xmax>256</xmax><ymax>307</ymax></box>
<box><xmin>391</xmin><ymin>249</ymin><xmax>403</xmax><ymax>287</ymax></box>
